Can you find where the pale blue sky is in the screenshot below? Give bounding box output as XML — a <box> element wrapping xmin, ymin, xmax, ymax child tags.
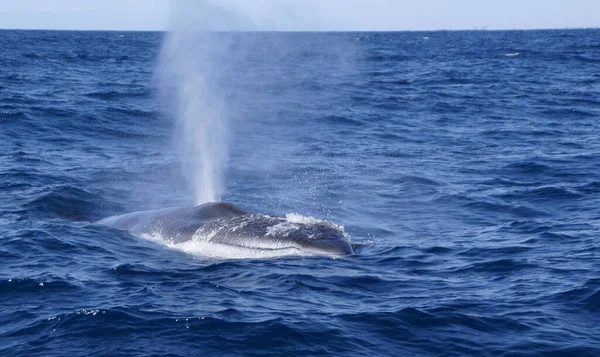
<box><xmin>0</xmin><ymin>0</ymin><xmax>598</xmax><ymax>31</ymax></box>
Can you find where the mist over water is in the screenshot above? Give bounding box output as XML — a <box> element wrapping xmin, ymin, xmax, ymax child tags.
<box><xmin>156</xmin><ymin>9</ymin><xmax>228</xmax><ymax>204</ymax></box>
<box><xmin>156</xmin><ymin>1</ymin><xmax>318</xmax><ymax>205</ymax></box>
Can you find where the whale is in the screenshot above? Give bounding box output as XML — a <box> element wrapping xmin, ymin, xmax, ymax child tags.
<box><xmin>96</xmin><ymin>202</ymin><xmax>353</xmax><ymax>256</ymax></box>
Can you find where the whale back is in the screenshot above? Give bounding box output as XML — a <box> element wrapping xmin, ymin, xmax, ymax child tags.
<box><xmin>191</xmin><ymin>202</ymin><xmax>247</xmax><ymax>219</ymax></box>
<box><xmin>97</xmin><ymin>202</ymin><xmax>353</xmax><ymax>255</ymax></box>
<box><xmin>97</xmin><ymin>202</ymin><xmax>248</xmax><ymax>242</ymax></box>
<box><xmin>197</xmin><ymin>214</ymin><xmax>353</xmax><ymax>255</ymax></box>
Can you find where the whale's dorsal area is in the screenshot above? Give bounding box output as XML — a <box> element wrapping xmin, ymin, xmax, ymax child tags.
<box><xmin>96</xmin><ymin>202</ymin><xmax>247</xmax><ymax>240</ymax></box>
<box><xmin>97</xmin><ymin>202</ymin><xmax>353</xmax><ymax>256</ymax></box>
<box><xmin>191</xmin><ymin>201</ymin><xmax>247</xmax><ymax>219</ymax></box>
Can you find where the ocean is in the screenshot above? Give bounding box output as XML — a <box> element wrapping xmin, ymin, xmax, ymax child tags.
<box><xmin>1</xmin><ymin>29</ymin><xmax>599</xmax><ymax>356</ymax></box>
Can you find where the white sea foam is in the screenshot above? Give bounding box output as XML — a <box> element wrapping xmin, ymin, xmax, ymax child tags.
<box><xmin>140</xmin><ymin>230</ymin><xmax>309</xmax><ymax>259</ymax></box>
<box><xmin>265</xmin><ymin>213</ymin><xmax>349</xmax><ymax>241</ymax></box>
<box><xmin>286</xmin><ymin>213</ymin><xmax>346</xmax><ymax>232</ymax></box>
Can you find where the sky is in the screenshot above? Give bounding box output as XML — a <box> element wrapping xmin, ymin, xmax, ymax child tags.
<box><xmin>0</xmin><ymin>0</ymin><xmax>598</xmax><ymax>31</ymax></box>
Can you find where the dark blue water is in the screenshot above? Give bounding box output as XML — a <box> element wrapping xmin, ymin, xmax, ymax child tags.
<box><xmin>2</xmin><ymin>29</ymin><xmax>600</xmax><ymax>356</ymax></box>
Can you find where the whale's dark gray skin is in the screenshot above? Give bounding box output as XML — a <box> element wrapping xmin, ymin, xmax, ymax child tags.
<box><xmin>97</xmin><ymin>202</ymin><xmax>353</xmax><ymax>256</ymax></box>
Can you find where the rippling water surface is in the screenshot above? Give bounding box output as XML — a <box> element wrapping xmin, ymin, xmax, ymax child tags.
<box><xmin>1</xmin><ymin>29</ymin><xmax>600</xmax><ymax>356</ymax></box>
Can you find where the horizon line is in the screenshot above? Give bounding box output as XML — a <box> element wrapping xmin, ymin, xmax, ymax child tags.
<box><xmin>0</xmin><ymin>26</ymin><xmax>598</xmax><ymax>33</ymax></box>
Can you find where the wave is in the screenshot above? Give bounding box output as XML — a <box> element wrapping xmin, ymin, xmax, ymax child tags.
<box><xmin>83</xmin><ymin>89</ymin><xmax>151</xmax><ymax>100</ymax></box>
<box><xmin>573</xmin><ymin>55</ymin><xmax>600</xmax><ymax>63</ymax></box>
<box><xmin>0</xmin><ymin>307</ymin><xmax>351</xmax><ymax>357</ymax></box>
<box><xmin>106</xmin><ymin>106</ymin><xmax>159</xmax><ymax>119</ymax></box>
<box><xmin>457</xmin><ymin>245</ymin><xmax>534</xmax><ymax>257</ymax></box>
<box><xmin>16</xmin><ymin>300</ymin><xmax>587</xmax><ymax>356</ymax></box>
<box><xmin>368</xmin><ymin>79</ymin><xmax>414</xmax><ymax>86</ymax></box>
<box><xmin>364</xmin><ymin>54</ymin><xmax>411</xmax><ymax>63</ymax></box>
<box><xmin>0</xmin><ymin>110</ymin><xmax>27</xmax><ymax>121</ymax></box>
<box><xmin>2</xmin><ymin>73</ymin><xmax>28</xmax><ymax>82</ymax></box>
<box><xmin>502</xmin><ymin>161</ymin><xmax>552</xmax><ymax>175</ymax></box>
<box><xmin>551</xmin><ymin>278</ymin><xmax>600</xmax><ymax>312</ymax></box>
<box><xmin>0</xmin><ymin>277</ymin><xmax>80</xmax><ymax>294</ymax></box>
<box><xmin>464</xmin><ymin>200</ymin><xmax>549</xmax><ymax>218</ymax></box>
<box><xmin>23</xmin><ymin>186</ymin><xmax>123</xmax><ymax>221</ymax></box>
<box><xmin>494</xmin><ymin>186</ymin><xmax>583</xmax><ymax>203</ymax></box>
<box><xmin>337</xmin><ymin>307</ymin><xmax>532</xmax><ymax>355</ymax></box>
<box><xmin>575</xmin><ymin>181</ymin><xmax>600</xmax><ymax>194</ymax></box>
<box><xmin>540</xmin><ymin>107</ymin><xmax>596</xmax><ymax>119</ymax></box>
<box><xmin>322</xmin><ymin>115</ymin><xmax>364</xmax><ymax>126</ymax></box>
<box><xmin>21</xmin><ymin>52</ymin><xmax>43</xmax><ymax>59</ymax></box>
<box><xmin>0</xmin><ymin>168</ymin><xmax>77</xmax><ymax>190</ymax></box>
<box><xmin>453</xmin><ymin>258</ymin><xmax>536</xmax><ymax>274</ymax></box>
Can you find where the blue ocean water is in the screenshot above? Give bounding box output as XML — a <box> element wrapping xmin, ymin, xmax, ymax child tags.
<box><xmin>1</xmin><ymin>29</ymin><xmax>600</xmax><ymax>356</ymax></box>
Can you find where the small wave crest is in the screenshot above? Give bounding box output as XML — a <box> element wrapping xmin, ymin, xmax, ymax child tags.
<box><xmin>23</xmin><ymin>186</ymin><xmax>123</xmax><ymax>221</ymax></box>
<box><xmin>84</xmin><ymin>89</ymin><xmax>151</xmax><ymax>100</ymax></box>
